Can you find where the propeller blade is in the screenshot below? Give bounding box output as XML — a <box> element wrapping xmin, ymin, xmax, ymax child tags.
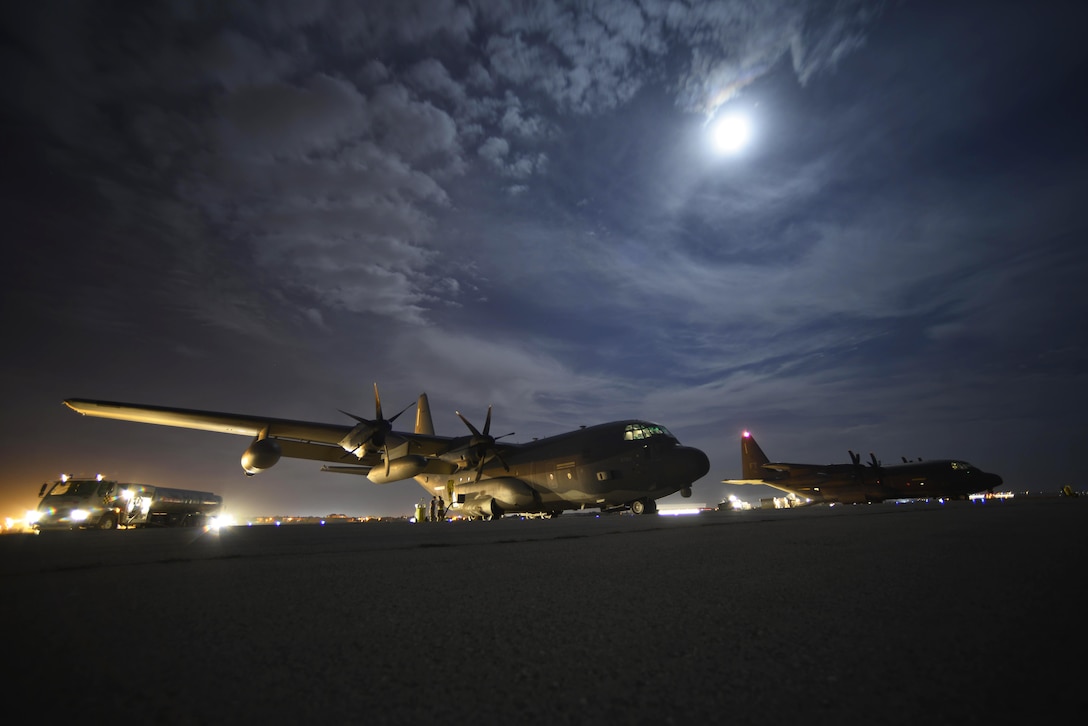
<box><xmin>456</xmin><ymin>411</ymin><xmax>482</xmax><ymax>437</ymax></box>
<box><xmin>372</xmin><ymin>382</ymin><xmax>413</xmax><ymax>422</ymax></box>
<box><xmin>338</xmin><ymin>409</ymin><xmax>367</xmax><ymax>424</ymax></box>
<box><xmin>455</xmin><ymin>406</ymin><xmax>513</xmax><ymax>481</ymax></box>
<box><xmin>339</xmin><ymin>384</ymin><xmax>413</xmax><ymax>460</ymax></box>
<box><xmin>387</xmin><ymin>401</ymin><xmax>415</xmax><ymax>423</ymax></box>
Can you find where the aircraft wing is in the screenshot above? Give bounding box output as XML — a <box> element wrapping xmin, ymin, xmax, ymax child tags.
<box><xmin>63</xmin><ymin>398</ymin><xmax>458</xmax><ymax>467</ymax></box>
<box><xmin>64</xmin><ymin>398</ymin><xmax>376</xmax><ymax>465</ymax></box>
<box><xmin>65</xmin><ymin>399</ymin><xmax>352</xmax><ymax>441</ymax></box>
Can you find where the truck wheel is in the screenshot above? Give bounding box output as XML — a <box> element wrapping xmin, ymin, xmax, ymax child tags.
<box><xmin>97</xmin><ymin>513</ymin><xmax>118</xmax><ymax>530</ymax></box>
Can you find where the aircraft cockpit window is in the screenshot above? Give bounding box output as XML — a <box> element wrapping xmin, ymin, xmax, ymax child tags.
<box><xmin>951</xmin><ymin>461</ymin><xmax>970</xmax><ymax>471</ymax></box>
<box><xmin>624</xmin><ymin>424</ymin><xmax>674</xmax><ymax>441</ymax></box>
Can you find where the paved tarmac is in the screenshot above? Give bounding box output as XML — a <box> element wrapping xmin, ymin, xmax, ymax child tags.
<box><xmin>4</xmin><ymin>497</ymin><xmax>1084</xmax><ymax>724</ymax></box>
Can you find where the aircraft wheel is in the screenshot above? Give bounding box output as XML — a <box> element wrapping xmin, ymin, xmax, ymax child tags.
<box><xmin>630</xmin><ymin>499</ymin><xmax>649</xmax><ymax>515</ymax></box>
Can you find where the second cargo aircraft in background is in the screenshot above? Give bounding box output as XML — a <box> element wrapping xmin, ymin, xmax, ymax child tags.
<box><xmin>723</xmin><ymin>431</ymin><xmax>1002</xmax><ymax>504</ymax></box>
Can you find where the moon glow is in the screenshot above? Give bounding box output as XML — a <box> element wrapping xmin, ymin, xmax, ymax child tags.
<box><xmin>711</xmin><ymin>114</ymin><xmax>751</xmax><ymax>154</ymax></box>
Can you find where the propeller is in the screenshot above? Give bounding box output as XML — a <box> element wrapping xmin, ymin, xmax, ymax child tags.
<box><xmin>455</xmin><ymin>405</ymin><xmax>514</xmax><ymax>483</ymax></box>
<box><xmin>339</xmin><ymin>383</ymin><xmax>415</xmax><ymax>476</ymax></box>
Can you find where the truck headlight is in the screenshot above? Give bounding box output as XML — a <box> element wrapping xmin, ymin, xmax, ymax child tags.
<box><xmin>70</xmin><ymin>509</ymin><xmax>90</xmax><ymax>522</ymax></box>
<box><xmin>208</xmin><ymin>514</ymin><xmax>236</xmax><ymax>530</ymax></box>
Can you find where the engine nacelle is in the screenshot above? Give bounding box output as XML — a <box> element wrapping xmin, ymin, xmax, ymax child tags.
<box><xmin>460</xmin><ymin>497</ymin><xmax>504</xmax><ymax>520</ymax></box>
<box><xmin>241</xmin><ymin>438</ymin><xmax>282</xmax><ymax>475</ymax></box>
<box><xmin>452</xmin><ymin>478</ymin><xmax>536</xmax><ymax>518</ymax></box>
<box><xmin>367</xmin><ymin>455</ymin><xmax>428</xmax><ymax>484</ymax></box>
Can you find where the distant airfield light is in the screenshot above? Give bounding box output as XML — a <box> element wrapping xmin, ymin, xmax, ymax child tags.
<box><xmin>658</xmin><ymin>507</ymin><xmax>702</xmax><ymax>516</ymax></box>
<box><xmin>711</xmin><ymin>113</ymin><xmax>751</xmax><ymax>154</ymax></box>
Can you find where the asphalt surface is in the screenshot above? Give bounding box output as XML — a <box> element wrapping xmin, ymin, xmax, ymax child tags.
<box><xmin>4</xmin><ymin>497</ymin><xmax>1084</xmax><ymax>724</ymax></box>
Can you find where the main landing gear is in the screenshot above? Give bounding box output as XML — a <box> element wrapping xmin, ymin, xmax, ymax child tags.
<box><xmin>629</xmin><ymin>498</ymin><xmax>658</xmax><ymax>516</ymax></box>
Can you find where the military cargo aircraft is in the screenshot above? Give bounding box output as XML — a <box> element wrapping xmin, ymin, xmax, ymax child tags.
<box><xmin>64</xmin><ymin>386</ymin><xmax>710</xmax><ymax>519</ymax></box>
<box><xmin>722</xmin><ymin>430</ymin><xmax>1002</xmax><ymax>504</ymax></box>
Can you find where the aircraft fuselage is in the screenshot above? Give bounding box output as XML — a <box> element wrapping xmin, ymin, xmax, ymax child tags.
<box><xmin>727</xmin><ymin>431</ymin><xmax>1003</xmax><ymax>505</ymax></box>
<box><xmin>757</xmin><ymin>459</ymin><xmax>1004</xmax><ymax>504</ymax></box>
<box><xmin>416</xmin><ymin>420</ymin><xmax>710</xmax><ymax>518</ymax></box>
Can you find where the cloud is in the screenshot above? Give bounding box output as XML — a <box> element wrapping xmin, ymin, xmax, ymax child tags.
<box><xmin>665</xmin><ymin>0</ymin><xmax>886</xmax><ymax>115</ymax></box>
<box><xmin>476</xmin><ymin>136</ymin><xmax>546</xmax><ymax>179</ymax></box>
<box><xmin>6</xmin><ymin>0</ymin><xmax>892</xmax><ymax>348</ymax></box>
<box><xmin>214</xmin><ymin>74</ymin><xmax>367</xmax><ymax>158</ymax></box>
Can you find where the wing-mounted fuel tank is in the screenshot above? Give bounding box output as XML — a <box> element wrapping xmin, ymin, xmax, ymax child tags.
<box><xmin>241</xmin><ymin>437</ymin><xmax>281</xmax><ymax>475</ymax></box>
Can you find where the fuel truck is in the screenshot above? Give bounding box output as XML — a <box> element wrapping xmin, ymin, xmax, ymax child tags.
<box><xmin>30</xmin><ymin>474</ymin><xmax>223</xmax><ymax>530</ymax></box>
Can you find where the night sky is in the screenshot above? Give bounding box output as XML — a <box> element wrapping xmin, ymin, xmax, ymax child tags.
<box><xmin>3</xmin><ymin>1</ymin><xmax>1086</xmax><ymax>519</ymax></box>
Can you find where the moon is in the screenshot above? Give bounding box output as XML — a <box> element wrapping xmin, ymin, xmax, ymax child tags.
<box><xmin>711</xmin><ymin>114</ymin><xmax>751</xmax><ymax>154</ymax></box>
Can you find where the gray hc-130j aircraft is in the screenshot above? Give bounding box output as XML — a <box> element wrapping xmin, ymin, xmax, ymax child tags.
<box><xmin>64</xmin><ymin>386</ymin><xmax>710</xmax><ymax>519</ymax></box>
<box><xmin>723</xmin><ymin>430</ymin><xmax>1002</xmax><ymax>504</ymax></box>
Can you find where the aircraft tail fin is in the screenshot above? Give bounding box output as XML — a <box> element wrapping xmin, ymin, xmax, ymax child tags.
<box><xmin>741</xmin><ymin>431</ymin><xmax>770</xmax><ymax>480</ymax></box>
<box><xmin>414</xmin><ymin>393</ymin><xmax>434</xmax><ymax>435</ymax></box>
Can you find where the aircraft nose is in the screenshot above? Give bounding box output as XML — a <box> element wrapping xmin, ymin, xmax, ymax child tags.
<box><xmin>683</xmin><ymin>446</ymin><xmax>711</xmax><ymax>481</ymax></box>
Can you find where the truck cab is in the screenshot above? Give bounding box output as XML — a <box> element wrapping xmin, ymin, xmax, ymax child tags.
<box><xmin>31</xmin><ymin>475</ymin><xmax>130</xmax><ymax>530</ymax></box>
